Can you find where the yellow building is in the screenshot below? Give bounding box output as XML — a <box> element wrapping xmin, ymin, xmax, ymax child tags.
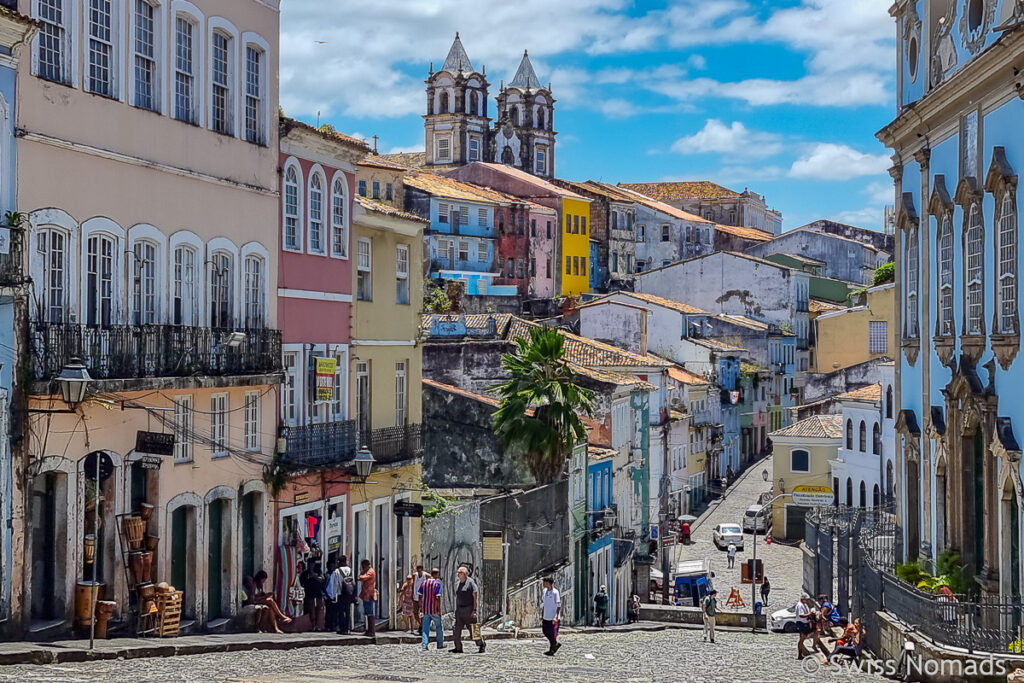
<box><xmin>561</xmin><ymin>196</ymin><xmax>593</xmax><ymax>297</ymax></box>
<box><xmin>350</xmin><ymin>196</ymin><xmax>427</xmax><ymax>627</ymax></box>
<box><xmin>768</xmin><ymin>415</ymin><xmax>841</xmax><ymax>539</ymax></box>
<box><xmin>812</xmin><ymin>283</ymin><xmax>896</xmax><ymax>372</ymax></box>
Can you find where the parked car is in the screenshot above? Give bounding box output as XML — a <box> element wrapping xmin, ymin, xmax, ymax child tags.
<box><xmin>712</xmin><ymin>523</ymin><xmax>744</xmax><ymax>550</ymax></box>
<box><xmin>742</xmin><ymin>504</ymin><xmax>770</xmax><ymax>533</ymax></box>
<box><xmin>770</xmin><ymin>598</ymin><xmax>820</xmax><ymax>632</ymax></box>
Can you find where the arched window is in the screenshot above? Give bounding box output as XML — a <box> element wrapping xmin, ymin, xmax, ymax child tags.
<box><xmin>86</xmin><ymin>233</ymin><xmax>116</xmax><ymax>327</ymax></box>
<box><xmin>859</xmin><ymin>420</ymin><xmax>867</xmax><ymax>452</ymax></box>
<box><xmin>38</xmin><ymin>227</ymin><xmax>69</xmax><ymax>324</ymax></box>
<box><xmin>509</xmin><ymin>106</ymin><xmax>518</xmax><ymax>125</ymax></box>
<box><xmin>132</xmin><ymin>240</ymin><xmax>158</xmax><ymax>324</ymax></box>
<box><xmin>886</xmin><ymin>460</ymin><xmax>894</xmax><ymax>497</ymax></box>
<box><xmin>833</xmin><ymin>477</ymin><xmax>840</xmax><ymax>506</ymax></box>
<box><xmin>469</xmin><ymin>91</ymin><xmax>478</xmax><ymax>115</ymax></box>
<box><xmin>859</xmin><ymin>481</ymin><xmax>866</xmax><ymax>507</ymax></box>
<box><xmin>173</xmin><ymin>244</ymin><xmax>197</xmax><ymax>325</ymax></box>
<box><xmin>885</xmin><ymin>385</ymin><xmax>893</xmax><ymax>419</ymax></box>
<box><xmin>283</xmin><ymin>164</ymin><xmax>301</xmax><ymax>250</ymax></box>
<box><xmin>308</xmin><ymin>171</ymin><xmax>325</xmax><ymax>253</ymax></box>
<box><xmin>846</xmin><ymin>419</ymin><xmax>853</xmax><ymax>450</ymax></box>
<box><xmin>331</xmin><ymin>176</ymin><xmax>348</xmax><ymax>258</ymax></box>
<box><xmin>846</xmin><ymin>477</ymin><xmax>853</xmax><ymax>506</ymax></box>
<box><xmin>997</xmin><ymin>191</ymin><xmax>1018</xmax><ymax>334</ymax></box>
<box><xmin>937</xmin><ymin>214</ymin><xmax>954</xmax><ymax>335</ymax></box>
<box><xmin>537</xmin><ymin>107</ymin><xmax>545</xmax><ymax>129</ymax></box>
<box><xmin>872</xmin><ymin>423</ymin><xmax>881</xmax><ymax>455</ymax></box>
<box><xmin>243</xmin><ymin>254</ymin><xmax>264</xmax><ymax>328</ymax></box>
<box><xmin>439</xmin><ymin>90</ymin><xmax>449</xmax><ymax>113</ymax></box>
<box><xmin>965</xmin><ymin>202</ymin><xmax>984</xmax><ymax>335</ymax></box>
<box><xmin>873</xmin><ymin>484</ymin><xmax>880</xmax><ymax>507</ymax></box>
<box><xmin>209</xmin><ymin>251</ymin><xmax>233</xmax><ymax>329</ymax></box>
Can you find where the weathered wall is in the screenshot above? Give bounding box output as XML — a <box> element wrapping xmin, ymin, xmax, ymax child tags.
<box><xmin>746</xmin><ymin>229</ymin><xmax>884</xmax><ymax>285</ymax></box>
<box><xmin>423</xmin><ymin>340</ymin><xmax>510</xmax><ymax>396</ymax></box>
<box><xmin>798</xmin><ymin>219</ymin><xmax>894</xmax><ymax>255</ymax></box>
<box><xmin>579</xmin><ymin>301</ymin><xmax>646</xmax><ymax>354</ymax></box>
<box><xmin>420</xmin><ymin>501</ymin><xmax>482</xmax><ymax>617</ymax></box>
<box><xmin>507</xmin><ymin>562</ymin><xmax>574</xmax><ymax>628</ymax></box>
<box><xmin>804</xmin><ymin>358</ymin><xmax>891</xmax><ymax>402</ymax></box>
<box><xmin>422</xmin><ymin>382</ymin><xmax>535</xmax><ymax>488</ymax></box>
<box><xmin>454</xmin><ymin>293</ymin><xmax>523</xmax><ymax>314</ymax></box>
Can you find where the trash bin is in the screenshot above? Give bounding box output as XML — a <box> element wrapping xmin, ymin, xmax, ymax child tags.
<box><xmin>754</xmin><ymin>601</ymin><xmax>763</xmax><ymax>616</ymax></box>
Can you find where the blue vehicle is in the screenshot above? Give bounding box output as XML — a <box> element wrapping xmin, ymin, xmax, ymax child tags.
<box><xmin>672</xmin><ymin>559</ymin><xmax>714</xmax><ymax>607</ymax></box>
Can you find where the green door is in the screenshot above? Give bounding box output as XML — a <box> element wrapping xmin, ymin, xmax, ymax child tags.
<box><xmin>208</xmin><ymin>500</ymin><xmax>223</xmax><ymax>620</ymax></box>
<box><xmin>241</xmin><ymin>494</ymin><xmax>255</xmax><ymax>581</ymax></box>
<box><xmin>171</xmin><ymin>507</ymin><xmax>188</xmax><ymax>608</ymax></box>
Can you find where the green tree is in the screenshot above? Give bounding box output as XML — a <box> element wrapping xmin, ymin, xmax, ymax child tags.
<box><xmin>492</xmin><ymin>326</ymin><xmax>596</xmax><ymax>485</ymax></box>
<box><xmin>873</xmin><ymin>262</ymin><xmax>895</xmax><ymax>286</ymax></box>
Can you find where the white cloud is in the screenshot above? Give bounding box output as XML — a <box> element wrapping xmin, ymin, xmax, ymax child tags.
<box><xmin>671</xmin><ymin>119</ymin><xmax>782</xmax><ymax>157</ymax></box>
<box><xmin>864</xmin><ymin>180</ymin><xmax>894</xmax><ymax>205</ymax></box>
<box><xmin>598</xmin><ymin>99</ymin><xmax>644</xmax><ymax>118</ymax></box>
<box><xmin>789</xmin><ymin>143</ymin><xmax>891</xmax><ymax>180</ymax></box>
<box><xmin>830</xmin><ymin>206</ymin><xmax>886</xmax><ymax>229</ymax></box>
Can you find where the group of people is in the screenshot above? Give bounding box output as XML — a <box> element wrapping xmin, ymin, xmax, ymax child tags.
<box><xmin>795</xmin><ymin>594</ymin><xmax>865</xmax><ymax>660</ymax></box>
<box><xmin>591</xmin><ymin>586</ymin><xmax>642</xmax><ymax>626</ymax></box>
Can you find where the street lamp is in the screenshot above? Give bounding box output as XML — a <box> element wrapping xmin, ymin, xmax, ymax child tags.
<box><xmin>57</xmin><ymin>357</ymin><xmax>91</xmax><ymax>408</ymax></box>
<box><xmin>778</xmin><ymin>478</ymin><xmax>785</xmax><ymax>493</ymax></box>
<box><xmin>353</xmin><ymin>446</ymin><xmax>375</xmax><ymax>480</ymax></box>
<box><xmin>761</xmin><ymin>468</ymin><xmax>769</xmax><ymax>482</ymax></box>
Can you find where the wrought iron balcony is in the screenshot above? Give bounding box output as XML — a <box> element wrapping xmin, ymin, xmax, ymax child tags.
<box><xmin>31</xmin><ymin>323</ymin><xmax>282</xmax><ymax>382</ymax></box>
<box><xmin>280</xmin><ymin>420</ymin><xmax>358</xmax><ymax>470</ymax></box>
<box><xmin>280</xmin><ymin>421</ymin><xmax>422</xmax><ymax>471</ymax></box>
<box><xmin>0</xmin><ymin>227</ymin><xmax>24</xmax><ymax>287</ymax></box>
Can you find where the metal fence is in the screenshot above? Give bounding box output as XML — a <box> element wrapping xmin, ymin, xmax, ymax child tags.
<box><xmin>32</xmin><ymin>323</ymin><xmax>282</xmax><ymax>380</ymax></box>
<box><xmin>806</xmin><ymin>503</ymin><xmax>1024</xmax><ymax>654</ymax></box>
<box><xmin>280</xmin><ymin>421</ymin><xmax>422</xmax><ymax>470</ymax></box>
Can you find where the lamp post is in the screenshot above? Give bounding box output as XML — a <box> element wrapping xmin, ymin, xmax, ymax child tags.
<box><xmin>353</xmin><ymin>446</ymin><xmax>375</xmax><ymax>480</ymax></box>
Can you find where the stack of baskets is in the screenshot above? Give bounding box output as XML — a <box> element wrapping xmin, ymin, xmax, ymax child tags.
<box><xmin>155</xmin><ymin>583</ymin><xmax>183</xmax><ymax>637</ymax></box>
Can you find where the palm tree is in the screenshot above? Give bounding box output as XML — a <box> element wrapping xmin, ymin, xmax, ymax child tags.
<box><xmin>492</xmin><ymin>325</ymin><xmax>595</xmax><ymax>485</ymax></box>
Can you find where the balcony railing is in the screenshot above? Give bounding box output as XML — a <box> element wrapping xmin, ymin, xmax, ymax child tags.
<box><xmin>366</xmin><ymin>423</ymin><xmax>422</xmax><ymax>465</ymax></box>
<box><xmin>280</xmin><ymin>420</ymin><xmax>358</xmax><ymax>470</ymax></box>
<box><xmin>0</xmin><ymin>226</ymin><xmax>23</xmax><ymax>287</ymax></box>
<box><xmin>31</xmin><ymin>323</ymin><xmax>282</xmax><ymax>382</ymax></box>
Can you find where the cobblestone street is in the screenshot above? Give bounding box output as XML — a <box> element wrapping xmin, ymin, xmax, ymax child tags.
<box><xmin>0</xmin><ymin>628</ymin><xmax>881</xmax><ymax>682</ymax></box>
<box><xmin>671</xmin><ymin>454</ymin><xmax>805</xmax><ymax>615</ymax></box>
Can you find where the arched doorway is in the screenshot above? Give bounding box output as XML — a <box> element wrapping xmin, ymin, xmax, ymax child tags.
<box><xmin>1000</xmin><ymin>477</ymin><xmax>1021</xmax><ymax>602</ymax></box>
<box><xmin>239</xmin><ymin>483</ymin><xmax>267</xmax><ymax>582</ymax></box>
<box><xmin>846</xmin><ymin>478</ymin><xmax>853</xmax><ymax>506</ymax></box>
<box><xmin>167</xmin><ymin>493</ymin><xmax>200</xmax><ymax>620</ymax></box>
<box><xmin>873</xmin><ymin>484</ymin><xmax>880</xmax><ymax>508</ymax></box>
<box><xmin>206</xmin><ymin>488</ymin><xmax>235</xmax><ymax>622</ymax></box>
<box><xmin>859</xmin><ymin>481</ymin><xmax>866</xmax><ymax>507</ymax></box>
<box><xmin>29</xmin><ymin>470</ymin><xmax>68</xmax><ymax>621</ymax></box>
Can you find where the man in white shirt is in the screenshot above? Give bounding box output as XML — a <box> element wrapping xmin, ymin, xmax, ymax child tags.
<box><xmin>541</xmin><ymin>576</ymin><xmax>561</xmax><ymax>656</ymax></box>
<box><xmin>412</xmin><ymin>565</ymin><xmax>426</xmax><ymax>632</ymax></box>
<box><xmin>795</xmin><ymin>595</ymin><xmax>812</xmax><ymax>656</ymax></box>
<box><xmin>727</xmin><ymin>542</ymin><xmax>737</xmax><ymax>568</ymax></box>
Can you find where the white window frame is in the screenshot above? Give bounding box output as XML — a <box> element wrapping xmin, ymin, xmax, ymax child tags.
<box><xmin>34</xmin><ymin>0</ymin><xmax>77</xmax><ymax>85</ymax></box>
<box><xmin>282</xmin><ymin>158</ymin><xmax>303</xmax><ymax>252</ymax></box>
<box><xmin>458</xmin><ymin>240</ymin><xmax>469</xmax><ymax>262</ymax></box>
<box><xmin>243</xmin><ymin>253</ymin><xmax>265</xmax><ymax>329</ymax></box>
<box><xmin>130</xmin><ymin>0</ymin><xmax>161</xmax><ymax>112</ymax></box>
<box><xmin>394</xmin><ymin>361</ymin><xmax>407</xmax><ymax>426</ymax></box>
<box><xmin>469</xmin><ymin>136</ymin><xmax>480</xmax><ymax>161</ymax></box>
<box><xmin>307</xmin><ymin>166</ymin><xmax>326</xmax><ymax>254</ymax></box>
<box><xmin>869</xmin><ymin>320</ymin><xmax>887</xmax><ymax>354</ymax></box>
<box><xmin>938</xmin><ymin>213</ymin><xmax>954</xmax><ymax>335</ymax></box>
<box><xmin>997</xmin><ymin>191</ymin><xmax>1018</xmax><ymax>334</ymax></box>
<box><xmin>241</xmin><ymin>32</ymin><xmax>270</xmax><ymax>145</ymax></box>
<box><xmin>536</xmin><ymin>149</ymin><xmax>546</xmax><ymax>174</ymax></box>
<box><xmin>395</xmin><ymin>244</ymin><xmax>409</xmax><ymax>305</ymax></box>
<box><xmin>211</xmin><ymin>392</ymin><xmax>228</xmax><ymax>457</ymax></box>
<box><xmin>85</xmin><ymin>0</ymin><xmax>120</xmax><ymax>98</ymax></box>
<box><xmin>173</xmin><ymin>394</ymin><xmax>194</xmax><ymax>463</ymax></box>
<box><xmin>905</xmin><ymin>225</ymin><xmax>919</xmax><ymax>337</ymax></box>
<box><xmin>172</xmin><ymin>6</ymin><xmax>203</xmax><ymax>125</ymax></box>
<box><xmin>477</xmin><ymin>242</ymin><xmax>487</xmax><ymax>263</ymax></box>
<box><xmin>965</xmin><ymin>203</ymin><xmax>984</xmax><ymax>335</ymax></box>
<box><xmin>80</xmin><ymin>217</ymin><xmax>125</xmax><ymax>327</ymax></box>
<box><xmin>169</xmin><ymin>229</ymin><xmax>203</xmax><ymax>326</ymax></box>
<box><xmin>330</xmin><ymin>171</ymin><xmax>349</xmax><ymax>259</ymax></box>
<box><xmin>244</xmin><ymin>390</ymin><xmax>260</xmax><ymax>452</ymax></box>
<box><xmin>477</xmin><ymin>207</ymin><xmax>487</xmax><ymax>227</ymax></box>
<box><xmin>329</xmin><ymin>344</ymin><xmax>349</xmax><ymax>422</ymax></box>
<box><xmin>207</xmin><ymin>17</ymin><xmax>238</xmax><ymax>136</ymax></box>
<box><xmin>281</xmin><ymin>345</ymin><xmax>303</xmax><ymax>427</ymax></box>
<box><xmin>207</xmin><ymin>247</ymin><xmax>234</xmax><ymax>329</ymax></box>
<box><xmin>357</xmin><ymin>238</ymin><xmax>372</xmax><ymax>301</ymax></box>
<box><xmin>32</xmin><ymin>210</ymin><xmax>79</xmax><ymax>325</ymax></box>
<box><xmin>436</xmin><ymin>135</ymin><xmax>451</xmax><ymax>162</ymax></box>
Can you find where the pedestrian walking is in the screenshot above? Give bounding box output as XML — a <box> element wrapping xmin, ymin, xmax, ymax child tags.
<box><xmin>541</xmin><ymin>576</ymin><xmax>561</xmax><ymax>656</ymax></box>
<box><xmin>702</xmin><ymin>589</ymin><xmax>718</xmax><ymax>643</ymax></box>
<box><xmin>451</xmin><ymin>566</ymin><xmax>485</xmax><ymax>653</ymax></box>
<box><xmin>398</xmin><ymin>574</ymin><xmax>416</xmax><ymax>632</ymax></box>
<box><xmin>593</xmin><ymin>585</ymin><xmax>609</xmax><ymax>627</ymax></box>
<box><xmin>727</xmin><ymin>542</ymin><xmax>737</xmax><ymax>568</ymax></box>
<box><xmin>304</xmin><ymin>564</ymin><xmax>326</xmax><ymax>631</ymax></box>
<box><xmin>418</xmin><ymin>568</ymin><xmax>444</xmax><ymax>650</ymax></box>
<box><xmin>760</xmin><ymin>576</ymin><xmax>771</xmax><ymax>606</ymax></box>
<box><xmin>628</xmin><ymin>594</ymin><xmax>641</xmax><ymax>623</ymax></box>
<box><xmin>412</xmin><ymin>565</ymin><xmax>427</xmax><ymax>631</ymax></box>
<box><xmin>358</xmin><ymin>559</ymin><xmax>377</xmax><ymax>636</ymax></box>
<box><xmin>681</xmin><ymin>521</ymin><xmax>691</xmax><ymax>545</ymax></box>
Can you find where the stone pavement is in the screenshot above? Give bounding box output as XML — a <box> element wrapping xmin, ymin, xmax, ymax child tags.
<box><xmin>671</xmin><ymin>454</ymin><xmax>807</xmax><ymax>617</ymax></box>
<box><xmin>0</xmin><ymin>627</ymin><xmax>879</xmax><ymax>682</ymax></box>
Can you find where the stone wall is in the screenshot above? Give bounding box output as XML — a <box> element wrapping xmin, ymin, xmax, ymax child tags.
<box><xmin>423</xmin><ymin>340</ymin><xmax>510</xmax><ymax>396</ymax></box>
<box><xmin>420</xmin><ymin>502</ymin><xmax>482</xmax><ymax>618</ymax></box>
<box><xmin>803</xmin><ymin>358</ymin><xmax>890</xmax><ymax>402</ymax></box>
<box><xmin>507</xmin><ymin>562</ymin><xmax>575</xmax><ymax>629</ymax></box>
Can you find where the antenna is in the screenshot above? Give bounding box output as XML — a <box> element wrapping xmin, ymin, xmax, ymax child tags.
<box><xmin>372</xmin><ymin>135</ymin><xmax>379</xmax><ymax>154</ymax></box>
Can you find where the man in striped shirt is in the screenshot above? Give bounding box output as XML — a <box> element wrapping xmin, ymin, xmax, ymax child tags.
<box><xmin>419</xmin><ymin>568</ymin><xmax>444</xmax><ymax>650</ymax></box>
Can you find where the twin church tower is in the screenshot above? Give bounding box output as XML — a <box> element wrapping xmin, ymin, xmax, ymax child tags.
<box><xmin>424</xmin><ymin>33</ymin><xmax>557</xmax><ymax>178</ymax></box>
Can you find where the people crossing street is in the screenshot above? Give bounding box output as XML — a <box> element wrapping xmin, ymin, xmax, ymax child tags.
<box><xmin>418</xmin><ymin>568</ymin><xmax>444</xmax><ymax>651</ymax></box>
<box><xmin>541</xmin><ymin>577</ymin><xmax>561</xmax><ymax>656</ymax></box>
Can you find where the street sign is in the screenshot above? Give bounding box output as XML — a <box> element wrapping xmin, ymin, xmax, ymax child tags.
<box><xmin>394</xmin><ymin>501</ymin><xmax>423</xmax><ymax>518</ymax></box>
<box><xmin>791</xmin><ymin>485</ymin><xmax>834</xmax><ymax>506</ymax></box>
<box><xmin>135</xmin><ymin>430</ymin><xmax>175</xmax><ymax>456</ymax></box>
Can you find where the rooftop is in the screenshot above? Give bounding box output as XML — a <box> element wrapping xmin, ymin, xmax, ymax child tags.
<box><xmin>375</xmin><ymin>152</ymin><xmax>428</xmax><ymax>170</ymax></box>
<box><xmin>809</xmin><ymin>298</ymin><xmax>847</xmax><ymax>313</ymax></box>
<box><xmin>713</xmin><ymin>223</ymin><xmax>773</xmax><ymax>242</ymax></box>
<box><xmin>470</xmin><ymin>163</ymin><xmax>589</xmax><ymax>201</ymax></box>
<box><xmin>776</xmin><ymin>253</ymin><xmax>827</xmax><ymax>266</ymax></box>
<box><xmin>837</xmin><ymin>383</ymin><xmax>882</xmax><ymax>403</ymax></box>
<box><xmin>637</xmin><ymin>250</ymin><xmax>795</xmax><ymax>278</ymax></box>
<box><xmin>507</xmin><ymin>318</ymin><xmax>670</xmax><ymax>369</ymax></box>
<box><xmin>422</xmin><ymin>377</ymin><xmax>499</xmax><ymax>407</ymax></box>
<box><xmin>419</xmin><ymin>313</ymin><xmax>514</xmax><ymax>337</ymax></box>
<box><xmin>690</xmin><ymin>336</ymin><xmax>745</xmax><ymax>353</ymax></box>
<box><xmin>358</xmin><ymin>154</ymin><xmax>414</xmax><ymax>171</ymax></box>
<box><xmin>580</xmin><ymin>291</ymin><xmax>707</xmax><ymax>315</ymax></box>
<box><xmin>405</xmin><ymin>172</ymin><xmax>507</xmax><ymax>204</ymax></box>
<box><xmin>619</xmin><ymin>181</ymin><xmax>742</xmax><ymax>201</ymax></box>
<box><xmin>770</xmin><ymin>414</ymin><xmax>843</xmax><ymax>440</ymax></box>
<box><xmin>440</xmin><ymin>32</ymin><xmax>475</xmax><ymax>74</ymax></box>
<box><xmin>508</xmin><ymin>50</ymin><xmax>543</xmax><ymax>90</ymax></box>
<box><xmin>281</xmin><ymin>117</ymin><xmax>371</xmax><ymax>153</ymax></box>
<box><xmin>610</xmin><ymin>184</ymin><xmax>711</xmax><ymax>223</ymax></box>
<box><xmin>668</xmin><ymin>365</ymin><xmax>710</xmax><ymax>386</ymax></box>
<box><xmin>588</xmin><ymin>446</ymin><xmax>618</xmax><ymax>462</ymax></box>
<box><xmin>354</xmin><ymin>196</ymin><xmax>429</xmax><ymax>223</ymax></box>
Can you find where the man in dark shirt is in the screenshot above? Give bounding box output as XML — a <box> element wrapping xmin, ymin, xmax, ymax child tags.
<box><xmin>452</xmin><ymin>565</ymin><xmax>485</xmax><ymax>653</ymax></box>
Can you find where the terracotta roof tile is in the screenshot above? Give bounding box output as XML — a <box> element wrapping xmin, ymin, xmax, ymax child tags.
<box><xmin>506</xmin><ymin>318</ymin><xmax>670</xmax><ymax>369</ymax></box>
<box><xmin>587</xmin><ymin>446</ymin><xmax>618</xmax><ymax>461</ymax></box>
<box><xmin>280</xmin><ymin>117</ymin><xmax>371</xmax><ymax>152</ymax></box>
<box><xmin>668</xmin><ymin>366</ymin><xmax>709</xmax><ymax>386</ymax></box>
<box><xmin>354</xmin><ymin>196</ymin><xmax>429</xmax><ymax>223</ymax></box>
<box><xmin>580</xmin><ymin>291</ymin><xmax>707</xmax><ymax>315</ymax></box>
<box><xmin>422</xmin><ymin>378</ymin><xmax>500</xmax><ymax>407</ymax></box>
<box><xmin>612</xmin><ymin>185</ymin><xmax>711</xmax><ymax>223</ymax></box>
<box><xmin>375</xmin><ymin>152</ymin><xmax>427</xmax><ymax>169</ymax></box>
<box><xmin>473</xmin><ymin>164</ymin><xmax>589</xmax><ymax>201</ymax></box>
<box><xmin>405</xmin><ymin>172</ymin><xmax>506</xmax><ymax>204</ymax></box>
<box><xmin>714</xmin><ymin>223</ymin><xmax>773</xmax><ymax>242</ymax></box>
<box><xmin>770</xmin><ymin>414</ymin><xmax>843</xmax><ymax>440</ymax></box>
<box><xmin>836</xmin><ymin>383</ymin><xmax>882</xmax><ymax>402</ymax></box>
<box><xmin>619</xmin><ymin>181</ymin><xmax>741</xmax><ymax>201</ymax></box>
<box><xmin>809</xmin><ymin>298</ymin><xmax>846</xmax><ymax>313</ymax></box>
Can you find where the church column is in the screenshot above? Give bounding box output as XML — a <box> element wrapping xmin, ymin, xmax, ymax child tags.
<box><xmin>915</xmin><ymin>148</ymin><xmax>933</xmax><ymax>560</ymax></box>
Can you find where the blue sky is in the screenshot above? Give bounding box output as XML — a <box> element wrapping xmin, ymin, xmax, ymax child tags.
<box><xmin>280</xmin><ymin>0</ymin><xmax>896</xmax><ymax>231</ymax></box>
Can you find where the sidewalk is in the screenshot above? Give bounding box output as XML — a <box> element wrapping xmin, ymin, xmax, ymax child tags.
<box><xmin>0</xmin><ymin>620</ymin><xmax>782</xmax><ymax>666</ymax></box>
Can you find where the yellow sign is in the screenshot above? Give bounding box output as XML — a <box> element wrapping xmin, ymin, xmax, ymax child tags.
<box><xmin>314</xmin><ymin>357</ymin><xmax>337</xmax><ymax>403</ymax></box>
<box><xmin>792</xmin><ymin>485</ymin><xmax>834</xmax><ymax>506</ymax></box>
<box><xmin>793</xmin><ymin>485</ymin><xmax>832</xmax><ymax>494</ymax></box>
<box><xmin>482</xmin><ymin>532</ymin><xmax>504</xmax><ymax>561</ymax></box>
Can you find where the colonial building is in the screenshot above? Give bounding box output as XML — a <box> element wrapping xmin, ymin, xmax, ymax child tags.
<box><xmin>423</xmin><ymin>34</ymin><xmax>556</xmax><ymax>178</ymax></box>
<box><xmin>16</xmin><ymin>0</ymin><xmax>281</xmax><ymax>634</ymax></box>
<box><xmin>877</xmin><ymin>0</ymin><xmax>1024</xmax><ymax>597</ymax></box>
<box><xmin>768</xmin><ymin>415</ymin><xmax>843</xmax><ymax>539</ymax></box>
<box><xmin>611</xmin><ymin>185</ymin><xmax>715</xmax><ymax>273</ymax></box>
<box><xmin>745</xmin><ymin>228</ymin><xmax>891</xmax><ymax>285</ymax></box>
<box><xmin>620</xmin><ymin>181</ymin><xmax>783</xmax><ymax>235</ymax></box>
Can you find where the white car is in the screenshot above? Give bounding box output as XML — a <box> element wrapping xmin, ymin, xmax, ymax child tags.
<box><xmin>712</xmin><ymin>523</ymin><xmax>744</xmax><ymax>550</ymax></box>
<box><xmin>770</xmin><ymin>599</ymin><xmax>820</xmax><ymax>632</ymax></box>
<box><xmin>742</xmin><ymin>505</ymin><xmax>770</xmax><ymax>533</ymax></box>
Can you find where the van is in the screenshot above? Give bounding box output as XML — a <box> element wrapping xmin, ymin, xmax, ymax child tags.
<box><xmin>743</xmin><ymin>504</ymin><xmax>770</xmax><ymax>533</ymax></box>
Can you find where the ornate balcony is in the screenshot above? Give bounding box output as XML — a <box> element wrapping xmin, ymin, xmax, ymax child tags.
<box><xmin>31</xmin><ymin>323</ymin><xmax>282</xmax><ymax>383</ymax></box>
<box><xmin>279</xmin><ymin>421</ymin><xmax>422</xmax><ymax>471</ymax></box>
